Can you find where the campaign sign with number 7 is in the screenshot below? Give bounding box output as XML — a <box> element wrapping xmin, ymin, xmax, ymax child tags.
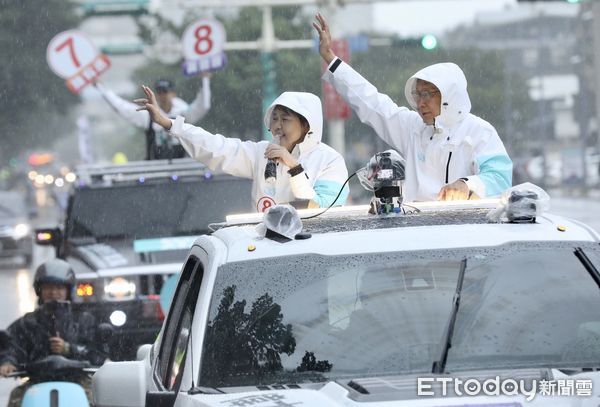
<box><xmin>181</xmin><ymin>18</ymin><xmax>227</xmax><ymax>77</ymax></box>
<box><xmin>47</xmin><ymin>30</ymin><xmax>111</xmax><ymax>94</ymax></box>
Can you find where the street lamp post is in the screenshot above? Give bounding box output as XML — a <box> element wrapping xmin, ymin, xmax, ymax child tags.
<box><xmin>261</xmin><ymin>6</ymin><xmax>277</xmax><ymax>140</ymax></box>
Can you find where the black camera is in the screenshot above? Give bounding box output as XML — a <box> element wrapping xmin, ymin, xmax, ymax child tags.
<box><xmin>370</xmin><ymin>151</ymin><xmax>406</xmax><ymax>214</ymax></box>
<box><xmin>373</xmin><ymin>152</ymin><xmax>404</xmax><ymax>200</ymax></box>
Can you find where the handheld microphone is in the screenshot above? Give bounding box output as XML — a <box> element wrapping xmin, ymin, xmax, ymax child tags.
<box><xmin>264</xmin><ymin>159</ymin><xmax>277</xmax><ymax>183</ymax></box>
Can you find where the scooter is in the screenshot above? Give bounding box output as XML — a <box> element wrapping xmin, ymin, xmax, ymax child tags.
<box><xmin>0</xmin><ymin>320</ymin><xmax>113</xmax><ymax>407</ymax></box>
<box><xmin>9</xmin><ymin>354</ymin><xmax>95</xmax><ymax>407</ymax></box>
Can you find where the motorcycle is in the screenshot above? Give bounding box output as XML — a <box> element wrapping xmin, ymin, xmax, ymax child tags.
<box><xmin>8</xmin><ymin>354</ymin><xmax>95</xmax><ymax>407</ymax></box>
<box><xmin>0</xmin><ymin>318</ymin><xmax>114</xmax><ymax>407</ymax></box>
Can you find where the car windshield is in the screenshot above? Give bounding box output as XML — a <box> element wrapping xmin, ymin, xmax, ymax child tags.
<box><xmin>198</xmin><ymin>241</ymin><xmax>600</xmax><ymax>388</ymax></box>
<box><xmin>66</xmin><ymin>178</ymin><xmax>252</xmax><ymax>239</ymax></box>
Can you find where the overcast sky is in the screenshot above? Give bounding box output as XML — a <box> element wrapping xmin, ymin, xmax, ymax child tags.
<box><xmin>373</xmin><ymin>0</ymin><xmax>518</xmax><ymax>37</ymax></box>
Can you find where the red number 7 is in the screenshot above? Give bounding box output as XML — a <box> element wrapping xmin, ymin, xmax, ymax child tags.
<box><xmin>55</xmin><ymin>37</ymin><xmax>81</xmax><ymax>68</ymax></box>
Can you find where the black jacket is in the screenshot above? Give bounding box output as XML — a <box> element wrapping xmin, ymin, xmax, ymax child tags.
<box><xmin>0</xmin><ymin>302</ymin><xmax>107</xmax><ymax>367</ymax></box>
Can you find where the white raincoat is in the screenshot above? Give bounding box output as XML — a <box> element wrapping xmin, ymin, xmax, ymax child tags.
<box><xmin>95</xmin><ymin>82</ymin><xmax>211</xmax><ymax>147</ymax></box>
<box><xmin>168</xmin><ymin>92</ymin><xmax>349</xmax><ymax>212</ymax></box>
<box><xmin>323</xmin><ymin>59</ymin><xmax>512</xmax><ymax>201</ymax></box>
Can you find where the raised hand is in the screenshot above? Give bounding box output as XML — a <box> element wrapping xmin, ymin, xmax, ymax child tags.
<box><xmin>134</xmin><ymin>85</ymin><xmax>172</xmax><ymax>130</ymax></box>
<box><xmin>312</xmin><ymin>12</ymin><xmax>336</xmax><ymax>64</ymax></box>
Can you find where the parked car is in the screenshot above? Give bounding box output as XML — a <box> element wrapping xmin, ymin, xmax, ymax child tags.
<box><xmin>93</xmin><ymin>197</ymin><xmax>600</xmax><ymax>406</ymax></box>
<box><xmin>0</xmin><ymin>191</ymin><xmax>33</xmax><ymax>266</ymax></box>
<box><xmin>36</xmin><ymin>158</ymin><xmax>252</xmax><ymax>360</ymax></box>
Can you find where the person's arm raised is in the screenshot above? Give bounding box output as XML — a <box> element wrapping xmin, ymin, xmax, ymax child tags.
<box><xmin>312</xmin><ymin>12</ymin><xmax>336</xmax><ymax>65</ymax></box>
<box><xmin>134</xmin><ymin>85</ymin><xmax>172</xmax><ymax>130</ymax></box>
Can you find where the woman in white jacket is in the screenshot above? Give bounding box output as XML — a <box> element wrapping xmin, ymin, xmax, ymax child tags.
<box><xmin>135</xmin><ymin>86</ymin><xmax>349</xmax><ymax>212</ymax></box>
<box><xmin>314</xmin><ymin>13</ymin><xmax>512</xmax><ymax>202</ymax></box>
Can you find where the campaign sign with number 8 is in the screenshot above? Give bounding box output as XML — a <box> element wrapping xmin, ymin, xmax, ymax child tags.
<box><xmin>47</xmin><ymin>30</ymin><xmax>99</xmax><ymax>79</ymax></box>
<box><xmin>182</xmin><ymin>18</ymin><xmax>225</xmax><ymax>60</ymax></box>
<box><xmin>182</xmin><ymin>18</ymin><xmax>227</xmax><ymax>75</ymax></box>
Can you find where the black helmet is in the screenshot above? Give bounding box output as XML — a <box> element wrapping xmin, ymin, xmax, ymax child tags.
<box><xmin>34</xmin><ymin>259</ymin><xmax>75</xmax><ymax>298</ymax></box>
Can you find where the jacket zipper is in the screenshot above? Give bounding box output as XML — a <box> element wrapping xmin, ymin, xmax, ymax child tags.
<box><xmin>445</xmin><ymin>152</ymin><xmax>453</xmax><ymax>184</ymax></box>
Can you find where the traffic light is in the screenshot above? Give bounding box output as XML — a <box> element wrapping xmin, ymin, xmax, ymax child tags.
<box><xmin>421</xmin><ymin>34</ymin><xmax>438</xmax><ymax>51</ymax></box>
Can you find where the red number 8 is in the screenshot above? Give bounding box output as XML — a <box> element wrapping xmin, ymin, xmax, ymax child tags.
<box><xmin>194</xmin><ymin>25</ymin><xmax>213</xmax><ymax>55</ymax></box>
<box><xmin>261</xmin><ymin>200</ymin><xmax>272</xmax><ymax>212</ymax></box>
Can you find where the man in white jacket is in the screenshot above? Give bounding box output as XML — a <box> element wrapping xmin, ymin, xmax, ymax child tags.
<box><xmin>313</xmin><ymin>13</ymin><xmax>512</xmax><ymax>202</ymax></box>
<box><xmin>95</xmin><ymin>78</ymin><xmax>211</xmax><ymax>160</ymax></box>
<box><xmin>135</xmin><ymin>85</ymin><xmax>349</xmax><ymax>212</ymax></box>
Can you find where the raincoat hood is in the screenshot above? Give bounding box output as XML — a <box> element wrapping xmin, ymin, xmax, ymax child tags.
<box><xmin>404</xmin><ymin>62</ymin><xmax>472</xmax><ymax>127</ymax></box>
<box><xmin>263</xmin><ymin>92</ymin><xmax>323</xmax><ymax>145</ymax></box>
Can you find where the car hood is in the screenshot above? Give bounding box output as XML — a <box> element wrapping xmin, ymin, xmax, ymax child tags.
<box><xmin>177</xmin><ymin>369</ymin><xmax>600</xmax><ymax>406</ymax></box>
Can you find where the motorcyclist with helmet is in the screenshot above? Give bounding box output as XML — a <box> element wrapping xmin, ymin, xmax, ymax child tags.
<box><xmin>0</xmin><ymin>259</ymin><xmax>107</xmax><ymax>406</ymax></box>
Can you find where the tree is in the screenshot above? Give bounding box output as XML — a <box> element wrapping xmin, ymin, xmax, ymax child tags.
<box><xmin>0</xmin><ymin>0</ymin><xmax>81</xmax><ymax>162</ymax></box>
<box><xmin>201</xmin><ymin>285</ymin><xmax>296</xmax><ymax>386</ymax></box>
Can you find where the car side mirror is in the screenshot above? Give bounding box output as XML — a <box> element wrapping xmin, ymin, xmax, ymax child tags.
<box><xmin>137</xmin><ymin>344</ymin><xmax>152</xmax><ymax>361</ymax></box>
<box><xmin>93</xmin><ymin>361</ymin><xmax>146</xmax><ymax>407</ymax></box>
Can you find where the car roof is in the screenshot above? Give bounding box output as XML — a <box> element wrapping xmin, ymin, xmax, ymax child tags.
<box><xmin>74</xmin><ymin>158</ymin><xmax>212</xmax><ymax>188</ymax></box>
<box><xmin>208</xmin><ymin>201</ymin><xmax>600</xmax><ymax>263</ymax></box>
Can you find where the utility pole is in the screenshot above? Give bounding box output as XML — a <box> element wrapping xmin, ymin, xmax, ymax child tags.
<box><xmin>261</xmin><ymin>6</ymin><xmax>277</xmax><ymax>140</ymax></box>
<box><xmin>323</xmin><ymin>0</ymin><xmax>346</xmax><ymax>156</ymax></box>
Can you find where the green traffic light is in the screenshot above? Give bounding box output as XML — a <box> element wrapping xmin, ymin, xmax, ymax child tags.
<box><xmin>421</xmin><ymin>34</ymin><xmax>438</xmax><ymax>50</ymax></box>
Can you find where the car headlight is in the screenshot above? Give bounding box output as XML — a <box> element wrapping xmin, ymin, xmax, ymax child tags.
<box><xmin>104</xmin><ymin>277</ymin><xmax>136</xmax><ymax>300</ymax></box>
<box><xmin>109</xmin><ymin>310</ymin><xmax>127</xmax><ymax>327</ymax></box>
<box><xmin>13</xmin><ymin>223</ymin><xmax>30</xmax><ymax>239</ymax></box>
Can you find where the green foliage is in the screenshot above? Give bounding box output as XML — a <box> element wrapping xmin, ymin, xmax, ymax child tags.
<box><xmin>0</xmin><ymin>0</ymin><xmax>81</xmax><ymax>160</ymax></box>
<box><xmin>201</xmin><ymin>285</ymin><xmax>296</xmax><ymax>387</ymax></box>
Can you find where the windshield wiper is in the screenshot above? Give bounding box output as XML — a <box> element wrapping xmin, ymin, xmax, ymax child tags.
<box><xmin>574</xmin><ymin>247</ymin><xmax>600</xmax><ymax>289</ymax></box>
<box><xmin>432</xmin><ymin>258</ymin><xmax>467</xmax><ymax>374</ymax></box>
<box><xmin>188</xmin><ymin>386</ymin><xmax>223</xmax><ymax>395</ymax></box>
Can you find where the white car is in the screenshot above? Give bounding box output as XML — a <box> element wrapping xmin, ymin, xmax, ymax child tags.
<box><xmin>93</xmin><ymin>198</ymin><xmax>600</xmax><ymax>407</ymax></box>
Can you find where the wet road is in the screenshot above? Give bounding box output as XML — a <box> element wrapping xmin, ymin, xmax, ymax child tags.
<box><xmin>0</xmin><ymin>203</ymin><xmax>59</xmax><ymax>404</ymax></box>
